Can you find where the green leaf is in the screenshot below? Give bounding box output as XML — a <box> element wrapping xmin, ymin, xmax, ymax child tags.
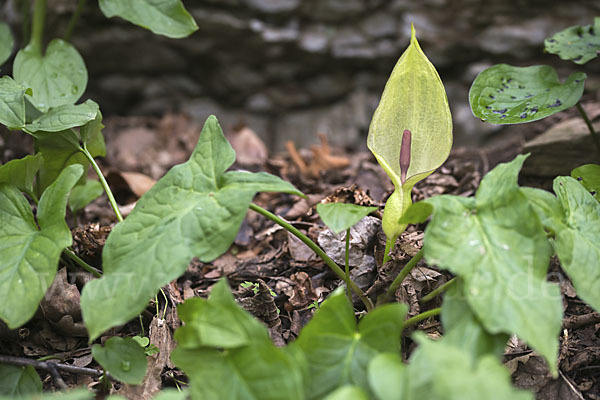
<box><xmin>323</xmin><ymin>386</ymin><xmax>369</xmax><ymax>400</ymax></box>
<box><xmin>32</xmin><ymin>110</ymin><xmax>105</xmax><ymax>196</ymax></box>
<box><xmin>406</xmin><ymin>335</ymin><xmax>533</xmax><ymax>400</ymax></box>
<box><xmin>571</xmin><ymin>164</ymin><xmax>600</xmax><ymax>201</ymax></box>
<box><xmin>316</xmin><ymin>203</ymin><xmax>378</xmax><ymax>234</ymax></box>
<box><xmin>0</xmin><ymin>76</ymin><xmax>31</xmax><ymax>129</ymax></box>
<box><xmin>24</xmin><ymin>100</ymin><xmax>99</xmax><ymax>133</ymax></box>
<box><xmin>69</xmin><ymin>179</ymin><xmax>104</xmax><ymax>214</ymax></box>
<box><xmin>397</xmin><ymin>201</ymin><xmax>433</xmax><ymax>225</ymax></box>
<box><xmin>99</xmin><ymin>0</ymin><xmax>198</xmax><ymax>39</ymax></box>
<box><xmin>552</xmin><ymin>176</ymin><xmax>600</xmax><ymax>313</ymax></box>
<box><xmin>0</xmin><ymin>153</ymin><xmax>43</xmax><ymax>195</ymax></box>
<box><xmin>81</xmin><ymin>115</ymin><xmax>302</xmax><ymax>341</ymax></box>
<box><xmin>367</xmin><ymin>24</ymin><xmax>452</xmax><ymax>240</ymax></box>
<box><xmin>0</xmin><ymin>23</ymin><xmax>14</xmax><ymax>67</ymax></box>
<box><xmin>151</xmin><ymin>389</ymin><xmax>188</xmax><ymax>400</ymax></box>
<box><xmin>174</xmin><ymin>279</ymin><xmax>269</xmax><ymax>349</ymax></box>
<box><xmin>14</xmin><ymin>39</ymin><xmax>87</xmax><ymax>112</ymax></box>
<box><xmin>172</xmin><ymin>343</ymin><xmax>305</xmax><ymax>400</ymax></box>
<box><xmin>0</xmin><ymin>388</ymin><xmax>93</xmax><ymax>400</ymax></box>
<box><xmin>0</xmin><ymin>365</ymin><xmax>41</xmax><ymax>397</ymax></box>
<box><xmin>520</xmin><ymin>187</ymin><xmax>564</xmax><ymax>234</ymax></box>
<box><xmin>469</xmin><ymin>64</ymin><xmax>586</xmax><ymax>124</ymax></box>
<box><xmin>293</xmin><ymin>289</ymin><xmax>407</xmax><ymax>398</ymax></box>
<box><xmin>172</xmin><ymin>280</ymin><xmax>305</xmax><ymax>400</ymax></box>
<box><xmin>423</xmin><ymin>154</ymin><xmax>562</xmax><ymax>375</ymax></box>
<box><xmin>367</xmin><ymin>353</ymin><xmax>406</xmax><ymax>400</ymax></box>
<box><xmin>131</xmin><ymin>335</ymin><xmax>150</xmax><ymax>347</ymax></box>
<box><xmin>545</xmin><ymin>17</ymin><xmax>600</xmax><ymax>64</ymax></box>
<box><xmin>92</xmin><ymin>337</ymin><xmax>147</xmax><ymax>385</ymax></box>
<box><xmin>0</xmin><ymin>164</ymin><xmax>83</xmax><ymax>328</ymax></box>
<box><xmin>441</xmin><ymin>281</ymin><xmax>509</xmax><ymax>362</ymax></box>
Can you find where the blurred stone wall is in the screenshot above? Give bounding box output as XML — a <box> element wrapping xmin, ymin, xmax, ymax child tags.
<box><xmin>2</xmin><ymin>0</ymin><xmax>600</xmax><ymax>150</ymax></box>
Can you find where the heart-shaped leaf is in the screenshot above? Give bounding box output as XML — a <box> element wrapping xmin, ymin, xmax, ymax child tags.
<box><xmin>571</xmin><ymin>164</ymin><xmax>600</xmax><ymax>201</ymax></box>
<box><xmin>545</xmin><ymin>17</ymin><xmax>600</xmax><ymax>64</ymax></box>
<box><xmin>0</xmin><ymin>76</ymin><xmax>31</xmax><ymax>129</ymax></box>
<box><xmin>0</xmin><ymin>23</ymin><xmax>14</xmax><ymax>67</ymax></box>
<box><xmin>14</xmin><ymin>39</ymin><xmax>87</xmax><ymax>112</ymax></box>
<box><xmin>367</xmin><ymin>24</ymin><xmax>452</xmax><ymax>242</ymax></box>
<box><xmin>316</xmin><ymin>203</ymin><xmax>378</xmax><ymax>234</ymax></box>
<box><xmin>469</xmin><ymin>64</ymin><xmax>586</xmax><ymax>124</ymax></box>
<box><xmin>0</xmin><ymin>164</ymin><xmax>83</xmax><ymax>328</ymax></box>
<box><xmin>423</xmin><ymin>154</ymin><xmax>562</xmax><ymax>374</ymax></box>
<box><xmin>0</xmin><ymin>153</ymin><xmax>43</xmax><ymax>195</ymax></box>
<box><xmin>171</xmin><ymin>279</ymin><xmax>305</xmax><ymax>400</ymax></box>
<box><xmin>81</xmin><ymin>116</ymin><xmax>303</xmax><ymax>341</ymax></box>
<box><xmin>92</xmin><ymin>336</ymin><xmax>147</xmax><ymax>384</ymax></box>
<box><xmin>99</xmin><ymin>0</ymin><xmax>198</xmax><ymax>39</ymax></box>
<box><xmin>293</xmin><ymin>288</ymin><xmax>407</xmax><ymax>398</ymax></box>
<box><xmin>0</xmin><ymin>365</ymin><xmax>41</xmax><ymax>397</ymax></box>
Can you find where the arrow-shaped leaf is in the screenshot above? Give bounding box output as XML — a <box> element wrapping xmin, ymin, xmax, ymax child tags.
<box><xmin>423</xmin><ymin>154</ymin><xmax>562</xmax><ymax>374</ymax></box>
<box><xmin>81</xmin><ymin>116</ymin><xmax>303</xmax><ymax>341</ymax></box>
<box><xmin>0</xmin><ymin>164</ymin><xmax>83</xmax><ymax>328</ymax></box>
<box><xmin>545</xmin><ymin>17</ymin><xmax>600</xmax><ymax>64</ymax></box>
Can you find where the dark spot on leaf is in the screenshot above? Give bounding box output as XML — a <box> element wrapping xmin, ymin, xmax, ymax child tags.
<box><xmin>485</xmin><ymin>106</ymin><xmax>492</xmax><ymax>110</ymax></box>
<box><xmin>548</xmin><ymin>99</ymin><xmax>562</xmax><ymax>108</ymax></box>
<box><xmin>492</xmin><ymin>108</ymin><xmax>507</xmax><ymax>114</ymax></box>
<box><xmin>525</xmin><ymin>94</ymin><xmax>533</xmax><ymax>98</ymax></box>
<box><xmin>547</xmin><ymin>39</ymin><xmax>556</xmax><ymax>43</ymax></box>
<box><xmin>489</xmin><ymin>94</ymin><xmax>495</xmax><ymax>99</ymax></box>
<box><xmin>502</xmin><ymin>84</ymin><xmax>509</xmax><ymax>89</ymax></box>
<box><xmin>518</xmin><ymin>85</ymin><xmax>525</xmax><ymax>89</ymax></box>
<box><xmin>507</xmin><ymin>79</ymin><xmax>513</xmax><ymax>83</ymax></box>
<box><xmin>573</xmin><ymin>56</ymin><xmax>583</xmax><ymax>62</ymax></box>
<box><xmin>545</xmin><ymin>88</ymin><xmax>550</xmax><ymax>92</ymax></box>
<box><xmin>575</xmin><ymin>80</ymin><xmax>581</xmax><ymax>83</ymax></box>
<box><xmin>510</xmin><ymin>95</ymin><xmax>516</xmax><ymax>99</ymax></box>
<box><xmin>520</xmin><ymin>113</ymin><xmax>527</xmax><ymax>118</ymax></box>
<box><xmin>576</xmin><ymin>176</ymin><xmax>583</xmax><ymax>181</ymax></box>
<box><xmin>591</xmin><ymin>191</ymin><xmax>597</xmax><ymax>196</ymax></box>
<box><xmin>500</xmin><ymin>115</ymin><xmax>507</xmax><ymax>119</ymax></box>
<box><xmin>531</xmin><ymin>106</ymin><xmax>538</xmax><ymax>113</ymax></box>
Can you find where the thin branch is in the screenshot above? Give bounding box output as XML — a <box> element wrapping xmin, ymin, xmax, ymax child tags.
<box><xmin>575</xmin><ymin>102</ymin><xmax>600</xmax><ymax>157</ymax></box>
<box><xmin>403</xmin><ymin>307</ymin><xmax>441</xmax><ymax>328</ymax></box>
<box><xmin>0</xmin><ymin>354</ymin><xmax>110</xmax><ymax>379</ymax></box>
<box><xmin>420</xmin><ymin>277</ymin><xmax>456</xmax><ymax>304</ymax></box>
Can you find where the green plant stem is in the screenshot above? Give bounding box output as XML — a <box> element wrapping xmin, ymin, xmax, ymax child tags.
<box><xmin>344</xmin><ymin>228</ymin><xmax>351</xmax><ymax>303</ymax></box>
<box><xmin>575</xmin><ymin>102</ymin><xmax>600</xmax><ymax>156</ymax></box>
<box><xmin>380</xmin><ymin>248</ymin><xmax>424</xmax><ymax>304</ymax></box>
<box><xmin>30</xmin><ymin>0</ymin><xmax>46</xmax><ymax>53</ymax></box>
<box><xmin>382</xmin><ymin>235</ymin><xmax>396</xmax><ymax>264</ymax></box>
<box><xmin>420</xmin><ymin>277</ymin><xmax>456</xmax><ymax>304</ymax></box>
<box><xmin>63</xmin><ymin>248</ymin><xmax>102</xmax><ymax>278</ymax></box>
<box><xmin>21</xmin><ymin>0</ymin><xmax>32</xmax><ymax>45</ymax></box>
<box><xmin>403</xmin><ymin>307</ymin><xmax>441</xmax><ymax>328</ymax></box>
<box><xmin>63</xmin><ymin>0</ymin><xmax>87</xmax><ymax>42</ymax></box>
<box><xmin>80</xmin><ymin>145</ymin><xmax>123</xmax><ymax>222</ymax></box>
<box><xmin>249</xmin><ymin>203</ymin><xmax>374</xmax><ymax>311</ymax></box>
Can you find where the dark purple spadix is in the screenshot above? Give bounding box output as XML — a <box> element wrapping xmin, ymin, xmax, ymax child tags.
<box><xmin>400</xmin><ymin>129</ymin><xmax>411</xmax><ymax>184</ymax></box>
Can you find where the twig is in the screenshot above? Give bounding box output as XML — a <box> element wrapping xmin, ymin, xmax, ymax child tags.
<box><xmin>0</xmin><ymin>354</ymin><xmax>109</xmax><ymax>379</ymax></box>
<box><xmin>420</xmin><ymin>277</ymin><xmax>456</xmax><ymax>304</ymax></box>
<box><xmin>563</xmin><ymin>312</ymin><xmax>600</xmax><ymax>330</ymax></box>
<box><xmin>46</xmin><ymin>362</ymin><xmax>68</xmax><ymax>390</ymax></box>
<box><xmin>559</xmin><ymin>369</ymin><xmax>585</xmax><ymax>400</ymax></box>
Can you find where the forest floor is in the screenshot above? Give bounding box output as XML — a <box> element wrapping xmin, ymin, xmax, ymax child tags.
<box><xmin>1</xmin><ymin>106</ymin><xmax>599</xmax><ymax>399</ymax></box>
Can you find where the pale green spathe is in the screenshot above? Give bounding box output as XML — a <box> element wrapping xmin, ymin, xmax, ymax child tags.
<box><xmin>368</xmin><ymin>24</ymin><xmax>452</xmax><ymax>241</ymax></box>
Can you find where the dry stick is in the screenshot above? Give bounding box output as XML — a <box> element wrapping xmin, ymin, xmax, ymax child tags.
<box><xmin>575</xmin><ymin>102</ymin><xmax>600</xmax><ymax>156</ymax></box>
<box><xmin>0</xmin><ymin>354</ymin><xmax>109</xmax><ymax>379</ymax></box>
<box><xmin>248</xmin><ymin>203</ymin><xmax>374</xmax><ymax>311</ymax></box>
<box><xmin>419</xmin><ymin>277</ymin><xmax>457</xmax><ymax>304</ymax></box>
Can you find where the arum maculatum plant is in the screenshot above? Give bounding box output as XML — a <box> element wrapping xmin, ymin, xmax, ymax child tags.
<box><xmin>368</xmin><ymin>24</ymin><xmax>452</xmax><ymax>263</ymax></box>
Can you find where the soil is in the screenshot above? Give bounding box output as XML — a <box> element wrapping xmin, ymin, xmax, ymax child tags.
<box><xmin>0</xmin><ymin>110</ymin><xmax>599</xmax><ymax>399</ymax></box>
